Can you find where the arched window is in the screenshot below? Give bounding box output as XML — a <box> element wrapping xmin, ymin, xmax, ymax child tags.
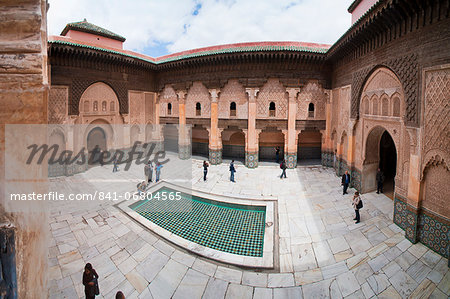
<box><xmin>230</xmin><ymin>102</ymin><xmax>236</xmax><ymax>117</ymax></box>
<box><xmin>93</xmin><ymin>101</ymin><xmax>98</xmax><ymax>111</ymax></box>
<box><xmin>308</xmin><ymin>103</ymin><xmax>315</xmax><ymax>118</ymax></box>
<box><xmin>110</xmin><ymin>101</ymin><xmax>115</xmax><ymax>112</ymax></box>
<box><xmin>382</xmin><ymin>98</ymin><xmax>389</xmax><ymax>116</ymax></box>
<box><xmin>196</xmin><ymin>102</ymin><xmax>201</xmax><ymax>116</ymax></box>
<box><xmin>364</xmin><ymin>98</ymin><xmax>369</xmax><ymax>114</ymax></box>
<box><xmin>84</xmin><ymin>101</ymin><xmax>89</xmax><ymax>112</ymax></box>
<box><xmin>269</xmin><ymin>102</ymin><xmax>276</xmax><ymax>117</ymax></box>
<box><xmin>372</xmin><ymin>98</ymin><xmax>378</xmax><ymax>115</ymax></box>
<box><xmin>168</xmin><ymin>103</ymin><xmax>172</xmax><ymax>115</ymax></box>
<box><xmin>392</xmin><ymin>97</ymin><xmax>400</xmax><ymax>117</ymax></box>
<box><xmin>102</xmin><ymin>101</ymin><xmax>107</xmax><ymax>111</ymax></box>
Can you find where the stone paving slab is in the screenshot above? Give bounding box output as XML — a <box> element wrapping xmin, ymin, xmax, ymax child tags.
<box><xmin>47</xmin><ymin>156</ymin><xmax>449</xmax><ymax>298</ymax></box>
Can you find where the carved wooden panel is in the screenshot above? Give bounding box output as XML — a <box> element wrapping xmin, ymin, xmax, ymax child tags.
<box><xmin>48</xmin><ymin>86</ymin><xmax>68</xmax><ymax>124</ymax></box>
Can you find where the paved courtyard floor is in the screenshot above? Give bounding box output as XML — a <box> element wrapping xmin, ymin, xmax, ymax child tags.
<box><xmin>48</xmin><ymin>155</ymin><xmax>449</xmax><ymax>298</ymax></box>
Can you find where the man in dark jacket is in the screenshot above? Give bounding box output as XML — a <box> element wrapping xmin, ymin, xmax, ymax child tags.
<box><xmin>341</xmin><ymin>170</ymin><xmax>351</xmax><ymax>195</ymax></box>
<box><xmin>280</xmin><ymin>159</ymin><xmax>287</xmax><ymax>179</ymax></box>
<box><xmin>229</xmin><ymin>160</ymin><xmax>236</xmax><ymax>182</ymax></box>
<box><xmin>376</xmin><ymin>168</ymin><xmax>384</xmax><ymax>194</ymax></box>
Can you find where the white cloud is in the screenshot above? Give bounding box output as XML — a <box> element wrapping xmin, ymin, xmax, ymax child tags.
<box><xmin>47</xmin><ymin>0</ymin><xmax>353</xmax><ymax>56</ymax></box>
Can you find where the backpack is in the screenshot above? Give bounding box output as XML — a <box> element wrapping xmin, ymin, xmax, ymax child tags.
<box><xmin>280</xmin><ymin>163</ymin><xmax>283</xmax><ymax>169</ymax></box>
<box><xmin>356</xmin><ymin>199</ymin><xmax>363</xmax><ymax>209</ymax></box>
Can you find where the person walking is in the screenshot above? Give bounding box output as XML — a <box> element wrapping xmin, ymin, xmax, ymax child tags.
<box><xmin>376</xmin><ymin>168</ymin><xmax>384</xmax><ymax>194</ymax></box>
<box><xmin>203</xmin><ymin>160</ymin><xmax>209</xmax><ymax>181</ymax></box>
<box><xmin>352</xmin><ymin>191</ymin><xmax>362</xmax><ymax>223</ymax></box>
<box><xmin>229</xmin><ymin>160</ymin><xmax>236</xmax><ymax>182</ymax></box>
<box><xmin>280</xmin><ymin>159</ymin><xmax>287</xmax><ymax>179</ymax></box>
<box><xmin>341</xmin><ymin>170</ymin><xmax>351</xmax><ymax>195</ymax></box>
<box><xmin>112</xmin><ymin>157</ymin><xmax>119</xmax><ymax>172</ymax></box>
<box><xmin>275</xmin><ymin>146</ymin><xmax>281</xmax><ymax>163</ymax></box>
<box><xmin>155</xmin><ymin>162</ymin><xmax>163</xmax><ymax>182</ymax></box>
<box><xmin>82</xmin><ymin>263</ymin><xmax>99</xmax><ymax>299</ymax></box>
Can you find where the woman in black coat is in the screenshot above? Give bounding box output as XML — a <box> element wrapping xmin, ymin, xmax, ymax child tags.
<box><xmin>82</xmin><ymin>263</ymin><xmax>99</xmax><ymax>299</ymax></box>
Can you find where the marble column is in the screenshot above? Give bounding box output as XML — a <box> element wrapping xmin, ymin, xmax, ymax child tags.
<box><xmin>245</xmin><ymin>88</ymin><xmax>259</xmax><ymax>168</ymax></box>
<box><xmin>176</xmin><ymin>90</ymin><xmax>190</xmax><ymax>159</ymax></box>
<box><xmin>208</xmin><ymin>89</ymin><xmax>222</xmax><ymax>164</ymax></box>
<box><xmin>286</xmin><ymin>88</ymin><xmax>300</xmax><ymax>168</ymax></box>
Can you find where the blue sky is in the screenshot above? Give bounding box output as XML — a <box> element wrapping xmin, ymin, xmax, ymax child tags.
<box><xmin>48</xmin><ymin>0</ymin><xmax>354</xmax><ymax>57</ymax></box>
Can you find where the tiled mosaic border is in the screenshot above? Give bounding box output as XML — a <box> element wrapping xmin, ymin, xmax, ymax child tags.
<box><xmin>394</xmin><ymin>195</ymin><xmax>449</xmax><ymax>260</ymax></box>
<box><xmin>209</xmin><ymin>149</ymin><xmax>222</xmax><ymax>165</ymax></box>
<box><xmin>285</xmin><ymin>152</ymin><xmax>297</xmax><ymax>169</ymax></box>
<box><xmin>321</xmin><ymin>151</ymin><xmax>334</xmax><ymax>167</ymax></box>
<box><xmin>245</xmin><ymin>151</ymin><xmax>258</xmax><ymax>168</ymax></box>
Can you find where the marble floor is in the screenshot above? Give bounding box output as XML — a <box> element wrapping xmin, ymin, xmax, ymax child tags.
<box><xmin>47</xmin><ymin>155</ymin><xmax>449</xmax><ymax>299</ymax></box>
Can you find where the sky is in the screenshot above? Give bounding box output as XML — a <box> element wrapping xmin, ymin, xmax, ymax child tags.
<box><xmin>47</xmin><ymin>0</ymin><xmax>354</xmax><ymax>57</ymax></box>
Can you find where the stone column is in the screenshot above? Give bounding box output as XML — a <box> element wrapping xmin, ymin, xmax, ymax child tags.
<box><xmin>286</xmin><ymin>88</ymin><xmax>300</xmax><ymax>168</ymax></box>
<box><xmin>176</xmin><ymin>90</ymin><xmax>190</xmax><ymax>159</ymax></box>
<box><xmin>245</xmin><ymin>88</ymin><xmax>259</xmax><ymax>168</ymax></box>
<box><xmin>208</xmin><ymin>89</ymin><xmax>222</xmax><ymax>164</ymax></box>
<box><xmin>322</xmin><ymin>90</ymin><xmax>332</xmax><ymax>167</ymax></box>
<box><xmin>347</xmin><ymin>120</ymin><xmax>360</xmax><ymax>190</ymax></box>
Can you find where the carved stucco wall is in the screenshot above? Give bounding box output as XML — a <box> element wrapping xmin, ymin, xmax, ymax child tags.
<box><xmin>256</xmin><ymin>79</ymin><xmax>288</xmax><ymax>119</ymax></box>
<box><xmin>218</xmin><ymin>79</ymin><xmax>247</xmax><ymax>119</ymax></box>
<box><xmin>421</xmin><ymin>66</ymin><xmax>450</xmax><ymax>218</ymax></box>
<box><xmin>48</xmin><ymin>86</ymin><xmax>68</xmax><ymax>124</ymax></box>
<box><xmin>297</xmin><ymin>81</ymin><xmax>326</xmax><ymax>120</ymax></box>
<box><xmin>186</xmin><ymin>81</ymin><xmax>210</xmax><ymax>118</ymax></box>
<box><xmin>159</xmin><ymin>85</ymin><xmax>178</xmax><ymax>117</ymax></box>
<box><xmin>129</xmin><ymin>91</ymin><xmax>145</xmax><ymax>125</ymax></box>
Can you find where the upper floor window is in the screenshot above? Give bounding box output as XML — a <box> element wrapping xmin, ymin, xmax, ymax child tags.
<box><xmin>93</xmin><ymin>101</ymin><xmax>98</xmax><ymax>111</ymax></box>
<box><xmin>196</xmin><ymin>102</ymin><xmax>201</xmax><ymax>116</ymax></box>
<box><xmin>168</xmin><ymin>103</ymin><xmax>172</xmax><ymax>115</ymax></box>
<box><xmin>230</xmin><ymin>102</ymin><xmax>236</xmax><ymax>117</ymax></box>
<box><xmin>102</xmin><ymin>101</ymin><xmax>107</xmax><ymax>111</ymax></box>
<box><xmin>308</xmin><ymin>103</ymin><xmax>315</xmax><ymax>118</ymax></box>
<box><xmin>110</xmin><ymin>101</ymin><xmax>115</xmax><ymax>112</ymax></box>
<box><xmin>84</xmin><ymin>101</ymin><xmax>89</xmax><ymax>112</ymax></box>
<box><xmin>269</xmin><ymin>102</ymin><xmax>276</xmax><ymax>117</ymax></box>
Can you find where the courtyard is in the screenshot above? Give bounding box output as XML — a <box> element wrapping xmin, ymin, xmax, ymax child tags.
<box><xmin>47</xmin><ymin>155</ymin><xmax>449</xmax><ymax>299</ymax></box>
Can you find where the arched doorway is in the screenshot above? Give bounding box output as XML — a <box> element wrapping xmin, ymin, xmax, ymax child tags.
<box><xmin>297</xmin><ymin>130</ymin><xmax>321</xmax><ymax>163</ymax></box>
<box><xmin>259</xmin><ymin>129</ymin><xmax>284</xmax><ymax>162</ymax></box>
<box><xmin>191</xmin><ymin>125</ymin><xmax>209</xmax><ymax>157</ymax></box>
<box><xmin>362</xmin><ymin>127</ymin><xmax>397</xmax><ymax>196</ymax></box>
<box><xmin>163</xmin><ymin>124</ymin><xmax>178</xmax><ymax>153</ymax></box>
<box><xmin>87</xmin><ymin>127</ymin><xmax>107</xmax><ymax>166</ymax></box>
<box><xmin>48</xmin><ymin>129</ymin><xmax>66</xmax><ymax>177</ymax></box>
<box><xmin>222</xmin><ymin>129</ymin><xmax>245</xmax><ymax>161</ymax></box>
<box><xmin>379</xmin><ymin>131</ymin><xmax>396</xmax><ymax>198</ymax></box>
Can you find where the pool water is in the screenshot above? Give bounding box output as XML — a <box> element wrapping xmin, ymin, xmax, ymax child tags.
<box><xmin>130</xmin><ymin>187</ymin><xmax>266</xmax><ymax>257</ymax></box>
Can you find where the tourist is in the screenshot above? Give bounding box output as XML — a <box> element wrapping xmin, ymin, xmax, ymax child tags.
<box><xmin>280</xmin><ymin>159</ymin><xmax>287</xmax><ymax>179</ymax></box>
<box><xmin>115</xmin><ymin>291</ymin><xmax>125</xmax><ymax>299</ymax></box>
<box><xmin>341</xmin><ymin>170</ymin><xmax>351</xmax><ymax>195</ymax></box>
<box><xmin>112</xmin><ymin>157</ymin><xmax>119</xmax><ymax>172</ymax></box>
<box><xmin>229</xmin><ymin>160</ymin><xmax>236</xmax><ymax>182</ymax></box>
<box><xmin>147</xmin><ymin>160</ymin><xmax>153</xmax><ymax>183</ymax></box>
<box><xmin>376</xmin><ymin>168</ymin><xmax>384</xmax><ymax>194</ymax></box>
<box><xmin>203</xmin><ymin>160</ymin><xmax>209</xmax><ymax>181</ymax></box>
<box><xmin>155</xmin><ymin>162</ymin><xmax>163</xmax><ymax>182</ymax></box>
<box><xmin>82</xmin><ymin>263</ymin><xmax>99</xmax><ymax>299</ymax></box>
<box><xmin>352</xmin><ymin>191</ymin><xmax>362</xmax><ymax>224</ymax></box>
<box><xmin>275</xmin><ymin>146</ymin><xmax>281</xmax><ymax>163</ymax></box>
<box><xmin>137</xmin><ymin>181</ymin><xmax>147</xmax><ymax>195</ymax></box>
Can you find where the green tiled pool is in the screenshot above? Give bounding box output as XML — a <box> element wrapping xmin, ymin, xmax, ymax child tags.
<box><xmin>130</xmin><ymin>187</ymin><xmax>266</xmax><ymax>257</ymax></box>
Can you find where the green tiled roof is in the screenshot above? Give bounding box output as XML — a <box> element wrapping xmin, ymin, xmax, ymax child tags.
<box><xmin>61</xmin><ymin>19</ymin><xmax>126</xmax><ymax>42</ymax></box>
<box><xmin>49</xmin><ymin>39</ymin><xmax>327</xmax><ymax>65</ymax></box>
